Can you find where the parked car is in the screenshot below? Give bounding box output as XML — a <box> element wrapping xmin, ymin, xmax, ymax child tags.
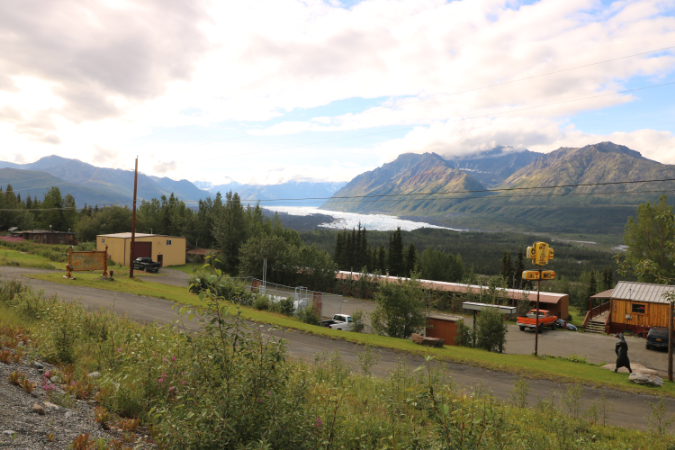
<box><xmin>133</xmin><ymin>257</ymin><xmax>161</xmax><ymax>273</ymax></box>
<box><xmin>320</xmin><ymin>314</ymin><xmax>353</xmax><ymax>331</ymax></box>
<box><xmin>646</xmin><ymin>327</ymin><xmax>669</xmax><ymax>350</ymax></box>
<box><xmin>517</xmin><ymin>309</ymin><xmax>557</xmax><ymax>332</ymax></box>
<box><xmin>555</xmin><ymin>318</ymin><xmax>578</xmax><ymax>331</ymax></box>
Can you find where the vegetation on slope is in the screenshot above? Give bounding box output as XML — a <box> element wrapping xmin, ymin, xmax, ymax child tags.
<box><xmin>2</xmin><ymin>279</ymin><xmax>675</xmax><ymax>449</ymax></box>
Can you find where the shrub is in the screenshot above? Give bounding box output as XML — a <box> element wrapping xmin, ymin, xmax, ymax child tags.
<box><xmin>350</xmin><ymin>309</ymin><xmax>366</xmax><ymax>333</ymax></box>
<box><xmin>253</xmin><ymin>295</ymin><xmax>270</xmax><ymax>310</ymax></box>
<box><xmin>276</xmin><ymin>297</ymin><xmax>295</xmax><ymax>316</ymax></box>
<box><xmin>297</xmin><ymin>305</ymin><xmax>320</xmax><ymax>325</ymax></box>
<box><xmin>476</xmin><ymin>307</ymin><xmax>508</xmax><ymax>353</ymax></box>
<box><xmin>455</xmin><ymin>320</ymin><xmax>473</xmax><ymax>347</ymax></box>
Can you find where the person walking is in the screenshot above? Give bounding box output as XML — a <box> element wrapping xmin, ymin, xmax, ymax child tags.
<box><xmin>615</xmin><ymin>332</ymin><xmax>632</xmax><ymax>374</ymax></box>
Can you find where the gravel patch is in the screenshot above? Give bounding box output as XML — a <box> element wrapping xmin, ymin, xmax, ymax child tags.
<box><xmin>0</xmin><ymin>357</ymin><xmax>154</xmax><ymax>449</ymax></box>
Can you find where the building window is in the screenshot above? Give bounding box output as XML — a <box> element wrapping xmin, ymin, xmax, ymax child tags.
<box><xmin>631</xmin><ymin>303</ymin><xmax>646</xmax><ymax>314</ymax></box>
<box><xmin>166</xmin><ymin>239</ymin><xmax>172</xmax><ymax>246</ymax></box>
<box><xmin>101</xmin><ymin>238</ymin><xmax>105</xmax><ymax>244</ymax></box>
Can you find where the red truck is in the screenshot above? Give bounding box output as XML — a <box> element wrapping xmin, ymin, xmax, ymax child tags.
<box><xmin>517</xmin><ymin>309</ymin><xmax>558</xmax><ymax>332</ymax></box>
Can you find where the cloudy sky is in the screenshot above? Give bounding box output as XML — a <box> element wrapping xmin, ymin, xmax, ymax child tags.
<box><xmin>1</xmin><ymin>0</ymin><xmax>674</xmax><ymax>186</ymax></box>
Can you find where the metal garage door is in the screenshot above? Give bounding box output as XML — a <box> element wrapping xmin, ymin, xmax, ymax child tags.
<box><xmin>134</xmin><ymin>242</ymin><xmax>152</xmax><ymax>258</ymax></box>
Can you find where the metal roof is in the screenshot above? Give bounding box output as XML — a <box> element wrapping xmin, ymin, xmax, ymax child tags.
<box><xmin>590</xmin><ymin>288</ymin><xmax>614</xmax><ymax>299</ymax></box>
<box><xmin>335</xmin><ymin>271</ymin><xmax>568</xmax><ymax>304</ymax></box>
<box><xmin>97</xmin><ymin>233</ymin><xmax>184</xmax><ymax>239</ymax></box>
<box><xmin>611</xmin><ymin>281</ymin><xmax>675</xmax><ymax>304</ymax></box>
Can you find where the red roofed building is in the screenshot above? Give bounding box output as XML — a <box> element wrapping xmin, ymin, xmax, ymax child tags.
<box><xmin>336</xmin><ymin>271</ymin><xmax>569</xmax><ymax>319</ymax></box>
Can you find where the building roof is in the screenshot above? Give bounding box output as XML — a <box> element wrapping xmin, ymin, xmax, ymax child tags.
<box><xmin>591</xmin><ymin>289</ymin><xmax>614</xmax><ymax>299</ymax></box>
<box><xmin>97</xmin><ymin>233</ymin><xmax>184</xmax><ymax>239</ymax></box>
<box><xmin>611</xmin><ymin>281</ymin><xmax>675</xmax><ymax>304</ymax></box>
<box><xmin>335</xmin><ymin>271</ymin><xmax>568</xmax><ymax>305</ymax></box>
<box><xmin>427</xmin><ymin>314</ymin><xmax>464</xmax><ymax>322</ymax></box>
<box><xmin>13</xmin><ymin>230</ymin><xmax>75</xmax><ymax>235</ymax></box>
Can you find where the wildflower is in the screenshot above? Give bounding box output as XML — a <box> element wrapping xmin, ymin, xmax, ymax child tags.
<box><xmin>171</xmin><ymin>356</ymin><xmax>176</xmax><ymax>361</ymax></box>
<box><xmin>162</xmin><ymin>358</ymin><xmax>167</xmax><ymax>362</ymax></box>
<box><xmin>258</xmin><ymin>399</ymin><xmax>263</xmax><ymax>403</ymax></box>
<box><xmin>268</xmin><ymin>391</ymin><xmax>272</xmax><ymax>396</ymax></box>
<box><xmin>44</xmin><ymin>371</ymin><xmax>50</xmax><ymax>378</ymax></box>
<box><xmin>117</xmin><ymin>348</ymin><xmax>121</xmax><ymax>352</ymax></box>
<box><xmin>315</xmin><ymin>417</ymin><xmax>322</xmax><ymax>427</ymax></box>
<box><xmin>71</xmin><ymin>382</ymin><xmax>76</xmax><ymax>386</ymax></box>
<box><xmin>181</xmin><ymin>380</ymin><xmax>186</xmax><ymax>385</ymax></box>
<box><xmin>158</xmin><ymin>378</ymin><xmax>164</xmax><ymax>383</ymax></box>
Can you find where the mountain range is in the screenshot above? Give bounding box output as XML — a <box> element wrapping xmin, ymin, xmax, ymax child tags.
<box><xmin>322</xmin><ymin>142</ymin><xmax>675</xmax><ymax>235</ymax></box>
<box><xmin>0</xmin><ymin>156</ymin><xmax>346</xmax><ymax>208</ymax></box>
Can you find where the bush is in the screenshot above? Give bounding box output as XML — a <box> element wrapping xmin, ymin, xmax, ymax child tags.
<box><xmin>297</xmin><ymin>305</ymin><xmax>320</xmax><ymax>325</ymax></box>
<box><xmin>455</xmin><ymin>320</ymin><xmax>473</xmax><ymax>347</ymax></box>
<box><xmin>276</xmin><ymin>297</ymin><xmax>295</xmax><ymax>316</ymax></box>
<box><xmin>253</xmin><ymin>295</ymin><xmax>270</xmax><ymax>310</ymax></box>
<box><xmin>476</xmin><ymin>307</ymin><xmax>508</xmax><ymax>353</ymax></box>
<box><xmin>351</xmin><ymin>309</ymin><xmax>366</xmax><ymax>333</ymax></box>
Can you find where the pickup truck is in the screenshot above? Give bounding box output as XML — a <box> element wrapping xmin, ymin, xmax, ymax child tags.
<box><xmin>320</xmin><ymin>314</ymin><xmax>353</xmax><ymax>331</ymax></box>
<box><xmin>133</xmin><ymin>257</ymin><xmax>161</xmax><ymax>273</ymax></box>
<box><xmin>517</xmin><ymin>309</ymin><xmax>557</xmax><ymax>332</ymax></box>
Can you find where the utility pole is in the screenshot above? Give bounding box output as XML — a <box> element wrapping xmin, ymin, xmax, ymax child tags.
<box><xmin>129</xmin><ymin>157</ymin><xmax>139</xmax><ymax>278</ymax></box>
<box><xmin>669</xmin><ymin>301</ymin><xmax>673</xmax><ymax>381</ymax></box>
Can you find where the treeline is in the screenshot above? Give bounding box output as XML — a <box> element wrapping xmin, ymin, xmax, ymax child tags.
<box><xmin>333</xmin><ymin>225</ymin><xmax>464</xmax><ymax>282</ymax></box>
<box><xmin>301</xmin><ymin>228</ymin><xmax>619</xmax><ymax>283</ymax></box>
<box><xmin>76</xmin><ymin>192</ymin><xmax>337</xmax><ymax>291</ymax></box>
<box><xmin>0</xmin><ymin>185</ymin><xmax>77</xmax><ymax>231</ymax></box>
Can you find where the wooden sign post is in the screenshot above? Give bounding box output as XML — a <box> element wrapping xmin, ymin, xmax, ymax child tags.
<box><xmin>65</xmin><ymin>246</ymin><xmax>109</xmax><ymax>279</ymax></box>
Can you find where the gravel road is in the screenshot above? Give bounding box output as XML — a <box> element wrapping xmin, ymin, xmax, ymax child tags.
<box><xmin>1</xmin><ymin>266</ymin><xmax>673</xmax><ymax>431</ymax></box>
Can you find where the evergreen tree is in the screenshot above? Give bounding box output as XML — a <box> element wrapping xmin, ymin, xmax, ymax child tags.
<box><xmin>213</xmin><ymin>191</ymin><xmax>249</xmax><ymax>274</ymax></box>
<box><xmin>378</xmin><ymin>245</ymin><xmax>386</xmax><ymax>273</ymax></box>
<box><xmin>334</xmin><ymin>232</ymin><xmax>344</xmax><ymax>270</ymax></box>
<box><xmin>388</xmin><ymin>227</ymin><xmax>404</xmax><ymax>276</ymax></box>
<box><xmin>404</xmin><ymin>243</ymin><xmax>417</xmax><ymax>277</ymax></box>
<box><xmin>587</xmin><ymin>270</ymin><xmax>597</xmax><ymax>300</ymax></box>
<box><xmin>514</xmin><ymin>249</ymin><xmax>525</xmax><ymax>287</ymax></box>
<box><xmin>501</xmin><ymin>250</ymin><xmax>514</xmax><ymax>288</ymax></box>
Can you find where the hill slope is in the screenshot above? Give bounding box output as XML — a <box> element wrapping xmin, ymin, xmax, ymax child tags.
<box><xmin>322</xmin><ymin>153</ymin><xmax>488</xmax><ymax>214</ymax></box>
<box><xmin>445</xmin><ymin>147</ymin><xmax>543</xmax><ymax>187</ymax></box>
<box><xmin>0</xmin><ymin>168</ymin><xmax>127</xmax><ymax>206</ymax></box>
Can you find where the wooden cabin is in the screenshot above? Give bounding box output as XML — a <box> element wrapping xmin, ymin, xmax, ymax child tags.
<box><xmin>607</xmin><ymin>281</ymin><xmax>675</xmax><ymax>337</ymax></box>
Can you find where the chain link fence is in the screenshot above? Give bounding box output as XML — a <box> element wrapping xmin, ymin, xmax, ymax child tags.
<box><xmin>233</xmin><ymin>276</ymin><xmax>343</xmax><ymax>318</ymax></box>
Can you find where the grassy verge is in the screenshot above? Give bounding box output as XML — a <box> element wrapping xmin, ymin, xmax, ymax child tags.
<box><xmin>0</xmin><ymin>248</ymin><xmax>63</xmax><ymax>270</ymax></box>
<box><xmin>23</xmin><ymin>272</ymin><xmax>675</xmax><ymax>397</ymax></box>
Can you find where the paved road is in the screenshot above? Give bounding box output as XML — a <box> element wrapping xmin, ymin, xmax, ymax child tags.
<box><xmin>0</xmin><ymin>266</ymin><xmax>672</xmax><ymax>431</ymax></box>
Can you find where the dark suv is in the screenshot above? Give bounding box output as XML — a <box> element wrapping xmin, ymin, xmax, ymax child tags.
<box><xmin>646</xmin><ymin>327</ymin><xmax>669</xmax><ymax>350</ymax></box>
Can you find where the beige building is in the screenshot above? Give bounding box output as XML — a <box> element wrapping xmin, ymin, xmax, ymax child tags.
<box><xmin>96</xmin><ymin>233</ymin><xmax>186</xmax><ymax>267</ymax></box>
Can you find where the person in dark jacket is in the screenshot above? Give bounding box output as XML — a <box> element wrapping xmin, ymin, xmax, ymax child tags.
<box><xmin>615</xmin><ymin>333</ymin><xmax>632</xmax><ymax>373</ymax></box>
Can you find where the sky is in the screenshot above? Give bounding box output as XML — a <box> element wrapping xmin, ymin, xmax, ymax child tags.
<box><xmin>1</xmin><ymin>0</ymin><xmax>674</xmax><ymax>186</ymax></box>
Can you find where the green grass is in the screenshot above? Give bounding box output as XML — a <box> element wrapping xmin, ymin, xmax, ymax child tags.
<box><xmin>167</xmin><ymin>263</ymin><xmax>202</xmax><ymax>275</ymax></box>
<box><xmin>24</xmin><ymin>271</ymin><xmax>675</xmax><ymax>397</ymax></box>
<box><xmin>0</xmin><ymin>249</ymin><xmax>62</xmax><ymax>270</ymax></box>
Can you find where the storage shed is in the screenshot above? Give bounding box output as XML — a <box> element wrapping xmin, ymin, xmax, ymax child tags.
<box><xmin>426</xmin><ymin>315</ymin><xmax>463</xmax><ymax>346</ymax></box>
<box><xmin>11</xmin><ymin>230</ymin><xmax>77</xmax><ymax>245</ymax></box>
<box><xmin>607</xmin><ymin>281</ymin><xmax>675</xmax><ymax>336</ymax></box>
<box><xmin>96</xmin><ymin>233</ymin><xmax>186</xmax><ymax>267</ymax></box>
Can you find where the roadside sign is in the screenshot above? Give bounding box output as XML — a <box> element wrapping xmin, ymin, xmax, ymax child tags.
<box><xmin>523</xmin><ymin>270</ymin><xmax>540</xmax><ymax>280</ymax></box>
<box><xmin>526</xmin><ymin>242</ymin><xmax>554</xmax><ymax>266</ymax></box>
<box><xmin>541</xmin><ymin>270</ymin><xmax>556</xmax><ymax>280</ymax></box>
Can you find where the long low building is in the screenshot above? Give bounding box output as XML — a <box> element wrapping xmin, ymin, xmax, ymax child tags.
<box><xmin>97</xmin><ymin>233</ymin><xmax>186</xmax><ymax>267</ymax></box>
<box><xmin>336</xmin><ymin>271</ymin><xmax>569</xmax><ymax>319</ymax></box>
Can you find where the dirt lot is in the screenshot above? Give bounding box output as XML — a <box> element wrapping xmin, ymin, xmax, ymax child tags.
<box><xmin>1</xmin><ymin>266</ymin><xmax>673</xmax><ymax>431</ymax></box>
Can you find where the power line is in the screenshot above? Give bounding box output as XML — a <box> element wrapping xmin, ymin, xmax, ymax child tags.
<box><xmin>199</xmin><ymin>80</ymin><xmax>675</xmax><ymax>162</ymax></box>
<box><xmin>181</xmin><ymin>44</ymin><xmax>675</xmax><ymax>151</ymax></box>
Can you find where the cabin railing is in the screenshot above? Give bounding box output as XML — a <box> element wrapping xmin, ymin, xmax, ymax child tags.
<box><xmin>582</xmin><ymin>301</ymin><xmax>611</xmax><ymax>328</ymax></box>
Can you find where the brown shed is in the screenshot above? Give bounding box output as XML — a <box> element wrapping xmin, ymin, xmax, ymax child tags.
<box><xmin>11</xmin><ymin>230</ymin><xmax>77</xmax><ymax>245</ymax></box>
<box><xmin>426</xmin><ymin>315</ymin><xmax>464</xmax><ymax>346</ymax></box>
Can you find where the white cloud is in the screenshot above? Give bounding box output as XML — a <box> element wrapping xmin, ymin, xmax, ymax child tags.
<box><xmin>0</xmin><ymin>0</ymin><xmax>674</xmax><ymax>182</ymax></box>
<box><xmin>373</xmin><ymin>116</ymin><xmax>675</xmax><ymax>164</ymax></box>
